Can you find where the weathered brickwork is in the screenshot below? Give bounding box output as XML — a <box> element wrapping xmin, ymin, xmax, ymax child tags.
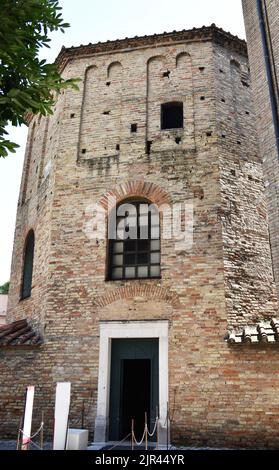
<box><xmin>1</xmin><ymin>25</ymin><xmax>279</xmax><ymax>447</ymax></box>
<box><xmin>214</xmin><ymin>43</ymin><xmax>277</xmax><ymax>326</ymax></box>
<box><xmin>242</xmin><ymin>0</ymin><xmax>279</xmax><ymax>299</ymax></box>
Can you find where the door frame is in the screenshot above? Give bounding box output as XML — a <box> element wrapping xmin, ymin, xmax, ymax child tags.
<box><xmin>94</xmin><ymin>320</ymin><xmax>169</xmax><ymax>443</ymax></box>
<box><xmin>109</xmin><ymin>339</ymin><xmax>158</xmax><ymax>441</ymax></box>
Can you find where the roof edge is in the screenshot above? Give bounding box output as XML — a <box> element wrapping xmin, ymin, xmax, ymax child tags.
<box><xmin>0</xmin><ymin>318</ymin><xmax>43</xmax><ymax>347</ymax></box>
<box><xmin>226</xmin><ymin>318</ymin><xmax>279</xmax><ymax>345</ymax></box>
<box><xmin>55</xmin><ymin>23</ymin><xmax>247</xmax><ymax>72</ymax></box>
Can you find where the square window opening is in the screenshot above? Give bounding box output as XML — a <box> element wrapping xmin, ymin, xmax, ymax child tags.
<box><xmin>161</xmin><ymin>102</ymin><xmax>183</xmax><ymax>130</ymax></box>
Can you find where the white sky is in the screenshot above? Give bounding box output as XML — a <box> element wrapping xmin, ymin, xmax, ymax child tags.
<box><xmin>0</xmin><ymin>0</ymin><xmax>246</xmax><ymax>284</ymax></box>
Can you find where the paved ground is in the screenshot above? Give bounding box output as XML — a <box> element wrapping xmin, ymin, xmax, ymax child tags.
<box><xmin>100</xmin><ymin>444</ymin><xmax>157</xmax><ymax>450</ymax></box>
<box><xmin>0</xmin><ymin>441</ymin><xmax>167</xmax><ymax>451</ymax></box>
<box><xmin>0</xmin><ymin>440</ymin><xmax>235</xmax><ymax>451</ymax></box>
<box><xmin>0</xmin><ymin>440</ymin><xmax>52</xmax><ymax>450</ymax></box>
<box><xmin>0</xmin><ymin>441</ymin><xmax>16</xmax><ymax>450</ymax></box>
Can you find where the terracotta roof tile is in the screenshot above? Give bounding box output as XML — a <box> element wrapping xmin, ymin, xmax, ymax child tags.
<box><xmin>0</xmin><ymin>319</ymin><xmax>42</xmax><ymax>347</ymax></box>
<box><xmin>226</xmin><ymin>319</ymin><xmax>279</xmax><ymax>345</ymax></box>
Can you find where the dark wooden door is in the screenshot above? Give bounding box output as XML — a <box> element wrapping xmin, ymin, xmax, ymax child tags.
<box><xmin>109</xmin><ymin>338</ymin><xmax>159</xmax><ymax>441</ymax></box>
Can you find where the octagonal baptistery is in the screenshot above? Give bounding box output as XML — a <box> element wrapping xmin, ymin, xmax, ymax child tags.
<box><xmin>1</xmin><ymin>25</ymin><xmax>279</xmax><ymax>448</ymax></box>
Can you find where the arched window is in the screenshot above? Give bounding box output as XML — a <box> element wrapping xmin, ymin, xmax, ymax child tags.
<box><xmin>161</xmin><ymin>102</ymin><xmax>183</xmax><ymax>130</ymax></box>
<box><xmin>108</xmin><ymin>200</ymin><xmax>161</xmax><ymax>280</ymax></box>
<box><xmin>21</xmin><ymin>230</ymin><xmax>35</xmax><ymax>299</ymax></box>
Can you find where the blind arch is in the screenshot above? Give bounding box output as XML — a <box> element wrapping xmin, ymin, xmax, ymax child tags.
<box><xmin>21</xmin><ymin>230</ymin><xmax>35</xmax><ymax>299</ymax></box>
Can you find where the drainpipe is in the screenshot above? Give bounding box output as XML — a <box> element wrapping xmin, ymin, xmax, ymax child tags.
<box><xmin>256</xmin><ymin>0</ymin><xmax>279</xmax><ymax>157</ymax></box>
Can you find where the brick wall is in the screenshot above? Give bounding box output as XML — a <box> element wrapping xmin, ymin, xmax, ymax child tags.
<box><xmin>214</xmin><ymin>43</ymin><xmax>277</xmax><ymax>326</ymax></box>
<box><xmin>242</xmin><ymin>0</ymin><xmax>279</xmax><ymax>298</ymax></box>
<box><xmin>1</xmin><ymin>27</ymin><xmax>279</xmax><ymax>447</ymax></box>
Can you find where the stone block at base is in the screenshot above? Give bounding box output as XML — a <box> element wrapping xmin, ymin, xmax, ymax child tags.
<box><xmin>66</xmin><ymin>429</ymin><xmax>89</xmax><ymax>450</ymax></box>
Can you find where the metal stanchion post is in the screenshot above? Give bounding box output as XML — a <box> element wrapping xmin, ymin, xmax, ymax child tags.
<box><xmin>131</xmin><ymin>419</ymin><xmax>134</xmax><ymax>450</ymax></box>
<box><xmin>40</xmin><ymin>411</ymin><xmax>44</xmax><ymax>450</ymax></box>
<box><xmin>17</xmin><ymin>416</ymin><xmax>23</xmax><ymax>450</ymax></box>
<box><xmin>156</xmin><ymin>407</ymin><xmax>159</xmax><ymax>450</ymax></box>
<box><xmin>166</xmin><ymin>402</ymin><xmax>169</xmax><ymax>451</ymax></box>
<box><xmin>145</xmin><ymin>412</ymin><xmax>148</xmax><ymax>450</ymax></box>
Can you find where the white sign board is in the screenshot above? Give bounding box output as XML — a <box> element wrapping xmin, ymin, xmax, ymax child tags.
<box><xmin>22</xmin><ymin>385</ymin><xmax>35</xmax><ymax>450</ymax></box>
<box><xmin>53</xmin><ymin>382</ymin><xmax>71</xmax><ymax>450</ymax></box>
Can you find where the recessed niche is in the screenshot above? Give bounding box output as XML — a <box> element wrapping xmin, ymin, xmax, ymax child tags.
<box><xmin>146</xmin><ymin>140</ymin><xmax>152</xmax><ymax>155</ymax></box>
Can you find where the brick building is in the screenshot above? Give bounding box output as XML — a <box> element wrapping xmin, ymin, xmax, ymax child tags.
<box><xmin>242</xmin><ymin>0</ymin><xmax>279</xmax><ymax>297</ymax></box>
<box><xmin>1</xmin><ymin>24</ymin><xmax>279</xmax><ymax>447</ymax></box>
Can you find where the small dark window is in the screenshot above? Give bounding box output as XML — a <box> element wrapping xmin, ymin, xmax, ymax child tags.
<box><xmin>131</xmin><ymin>124</ymin><xmax>137</xmax><ymax>133</ymax></box>
<box><xmin>161</xmin><ymin>102</ymin><xmax>183</xmax><ymax>130</ymax></box>
<box><xmin>21</xmin><ymin>231</ymin><xmax>35</xmax><ymax>300</ymax></box>
<box><xmin>163</xmin><ymin>70</ymin><xmax>170</xmax><ymax>78</ymax></box>
<box><xmin>108</xmin><ymin>200</ymin><xmax>161</xmax><ymax>280</ymax></box>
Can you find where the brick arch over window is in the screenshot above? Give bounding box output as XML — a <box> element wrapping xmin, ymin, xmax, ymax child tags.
<box><xmin>98</xmin><ymin>180</ymin><xmax>172</xmax><ymax>211</ymax></box>
<box><xmin>93</xmin><ymin>284</ymin><xmax>180</xmax><ymax>309</ymax></box>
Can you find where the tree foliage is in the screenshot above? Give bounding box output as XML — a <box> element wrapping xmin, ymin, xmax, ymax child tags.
<box><xmin>0</xmin><ymin>281</ymin><xmax>10</xmax><ymax>294</ymax></box>
<box><xmin>0</xmin><ymin>0</ymin><xmax>78</xmax><ymax>157</ymax></box>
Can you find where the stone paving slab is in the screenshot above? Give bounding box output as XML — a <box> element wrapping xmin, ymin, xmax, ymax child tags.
<box><xmin>0</xmin><ymin>440</ymin><xmax>52</xmax><ymax>450</ymax></box>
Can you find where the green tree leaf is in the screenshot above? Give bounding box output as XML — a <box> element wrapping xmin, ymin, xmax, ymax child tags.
<box><xmin>0</xmin><ymin>0</ymin><xmax>79</xmax><ymax>158</ymax></box>
<box><xmin>0</xmin><ymin>282</ymin><xmax>10</xmax><ymax>294</ymax></box>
